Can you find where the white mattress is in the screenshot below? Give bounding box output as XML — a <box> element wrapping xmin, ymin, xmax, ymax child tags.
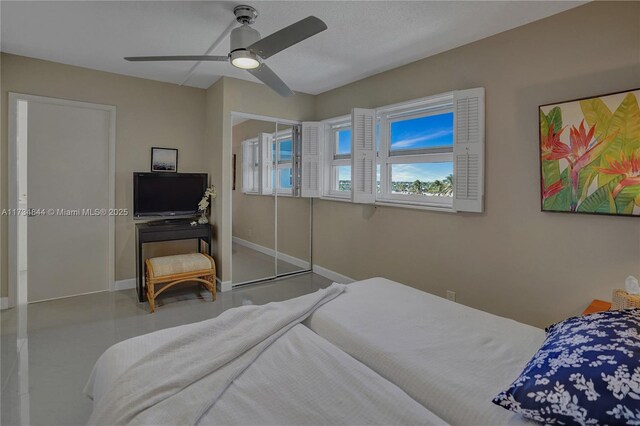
<box><xmin>306</xmin><ymin>277</ymin><xmax>546</xmax><ymax>426</ymax></box>
<box><xmin>86</xmin><ymin>323</ymin><xmax>447</xmax><ymax>425</ymax></box>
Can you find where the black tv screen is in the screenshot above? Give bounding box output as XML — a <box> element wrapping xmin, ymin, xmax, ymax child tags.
<box><xmin>133</xmin><ymin>172</ymin><xmax>207</xmax><ymax>218</ymax></box>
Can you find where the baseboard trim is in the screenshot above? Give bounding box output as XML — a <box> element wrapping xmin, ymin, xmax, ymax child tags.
<box><xmin>312</xmin><ymin>265</ymin><xmax>356</xmax><ymax>284</ymax></box>
<box><xmin>216</xmin><ymin>277</ymin><xmax>232</xmax><ymax>292</ymax></box>
<box><xmin>0</xmin><ymin>297</ymin><xmax>8</xmax><ymax>310</ymax></box>
<box><xmin>114</xmin><ymin>278</ymin><xmax>136</xmax><ymax>291</ymax></box>
<box><xmin>30</xmin><ymin>289</ymin><xmax>108</xmax><ymax>304</ymax></box>
<box><xmin>95</xmin><ymin>269</ymin><xmax>354</xmax><ymax>294</ymax></box>
<box><xmin>232</xmin><ymin>236</ymin><xmax>311</xmax><ymax>270</ymax></box>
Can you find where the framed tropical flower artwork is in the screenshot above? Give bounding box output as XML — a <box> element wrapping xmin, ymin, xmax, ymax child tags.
<box><xmin>539</xmin><ymin>88</ymin><xmax>640</xmax><ymax>216</ymax></box>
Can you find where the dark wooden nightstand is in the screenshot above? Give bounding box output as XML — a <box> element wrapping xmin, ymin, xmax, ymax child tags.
<box><xmin>136</xmin><ymin>221</ymin><xmax>212</xmax><ymax>303</ymax></box>
<box><xmin>582</xmin><ymin>299</ymin><xmax>611</xmax><ymax>315</ymax></box>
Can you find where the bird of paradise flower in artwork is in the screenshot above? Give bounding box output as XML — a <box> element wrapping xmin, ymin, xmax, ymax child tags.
<box><xmin>542</xmin><ymin>179</ymin><xmax>566</xmax><ymax>200</ymax></box>
<box><xmin>541</xmin><ymin>120</ymin><xmax>616</xmax><ymax>211</ymax></box>
<box><xmin>541</xmin><ymin>126</ymin><xmax>565</xmax><ymax>162</ymax></box>
<box><xmin>599</xmin><ymin>150</ymin><xmax>640</xmax><ymax>198</ymax></box>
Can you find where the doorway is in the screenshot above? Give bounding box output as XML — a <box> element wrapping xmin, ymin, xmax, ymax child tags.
<box><xmin>8</xmin><ymin>93</ymin><xmax>116</xmax><ymax>306</ymax></box>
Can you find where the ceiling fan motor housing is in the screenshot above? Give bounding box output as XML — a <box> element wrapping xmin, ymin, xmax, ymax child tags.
<box><xmin>230</xmin><ymin>24</ymin><xmax>261</xmax><ymax>52</ymax></box>
<box><xmin>233</xmin><ymin>5</ymin><xmax>258</xmax><ymax>24</ymax></box>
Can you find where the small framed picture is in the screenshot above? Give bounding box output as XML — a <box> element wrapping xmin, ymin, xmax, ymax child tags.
<box><xmin>151</xmin><ymin>147</ymin><xmax>178</xmax><ymax>172</ymax></box>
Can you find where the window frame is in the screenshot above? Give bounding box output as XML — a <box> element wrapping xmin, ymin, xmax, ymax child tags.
<box><xmin>377</xmin><ymin>97</ymin><xmax>455</xmax><ymax>208</ymax></box>
<box><xmin>320</xmin><ymin>91</ymin><xmax>466</xmax><ymax>212</ymax></box>
<box><xmin>322</xmin><ymin>116</ymin><xmax>352</xmax><ymax>200</ymax></box>
<box><xmin>241</xmin><ymin>137</ymin><xmax>260</xmax><ymax>195</ymax></box>
<box><xmin>272</xmin><ymin>129</ymin><xmax>294</xmax><ymax>196</ymax></box>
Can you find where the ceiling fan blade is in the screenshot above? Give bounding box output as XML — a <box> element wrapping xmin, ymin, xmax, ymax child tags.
<box><xmin>247</xmin><ymin>64</ymin><xmax>294</xmax><ymax>97</ymax></box>
<box><xmin>124</xmin><ymin>55</ymin><xmax>228</xmax><ymax>62</ymax></box>
<box><xmin>247</xmin><ymin>16</ymin><xmax>327</xmax><ymax>60</ymax></box>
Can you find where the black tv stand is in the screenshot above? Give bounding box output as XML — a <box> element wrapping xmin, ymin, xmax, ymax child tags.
<box><xmin>135</xmin><ymin>221</ymin><xmax>212</xmax><ymax>302</ymax></box>
<box><xmin>146</xmin><ymin>217</ymin><xmax>196</xmax><ymax>226</ymax></box>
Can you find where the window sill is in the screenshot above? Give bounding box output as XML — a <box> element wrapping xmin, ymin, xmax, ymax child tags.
<box><xmin>319</xmin><ymin>194</ymin><xmax>456</xmax><ymax>212</ymax></box>
<box><xmin>374</xmin><ymin>200</ymin><xmax>455</xmax><ymax>213</ymax></box>
<box><xmin>243</xmin><ymin>192</ymin><xmax>294</xmax><ymax>197</ymax></box>
<box><xmin>320</xmin><ymin>194</ymin><xmax>352</xmax><ymax>203</ymax></box>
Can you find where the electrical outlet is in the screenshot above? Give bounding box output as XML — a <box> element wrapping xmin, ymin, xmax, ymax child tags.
<box><xmin>446</xmin><ymin>290</ymin><xmax>456</xmax><ymax>302</ymax></box>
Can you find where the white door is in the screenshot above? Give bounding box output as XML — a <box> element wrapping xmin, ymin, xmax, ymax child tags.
<box><xmin>13</xmin><ymin>96</ymin><xmax>114</xmax><ymax>303</ymax></box>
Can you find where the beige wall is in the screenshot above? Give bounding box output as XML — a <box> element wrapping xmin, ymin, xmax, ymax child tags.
<box><xmin>204</xmin><ymin>78</ymin><xmax>224</xmax><ymax>268</ymax></box>
<box><xmin>1</xmin><ymin>53</ymin><xmax>208</xmax><ymax>297</ymax></box>
<box><xmin>231</xmin><ymin>119</ymin><xmax>311</xmax><ymax>261</ymax></box>
<box><xmin>313</xmin><ymin>1</ymin><xmax>640</xmax><ymax>327</ymax></box>
<box><xmin>2</xmin><ymin>2</ymin><xmax>638</xmax><ymax>328</ymax></box>
<box><xmin>206</xmin><ymin>77</ymin><xmax>315</xmax><ymax>283</ymax></box>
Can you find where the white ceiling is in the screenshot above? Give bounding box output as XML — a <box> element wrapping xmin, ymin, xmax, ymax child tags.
<box><xmin>1</xmin><ymin>1</ymin><xmax>584</xmax><ymax>95</ymax></box>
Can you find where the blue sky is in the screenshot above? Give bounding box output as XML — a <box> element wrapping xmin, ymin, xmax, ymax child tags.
<box><xmin>338</xmin><ymin>165</ymin><xmax>351</xmax><ymax>182</ymax></box>
<box><xmin>337</xmin><ymin>130</ymin><xmax>351</xmax><ymax>155</ymax></box>
<box><xmin>274</xmin><ymin>139</ymin><xmax>293</xmax><ymax>188</ymax></box>
<box><xmin>337</xmin><ymin>163</ymin><xmax>452</xmax><ymax>182</ymax></box>
<box><xmin>390</xmin><ymin>112</ymin><xmax>453</xmax><ymax>151</ymax></box>
<box><xmin>389</xmin><ymin>113</ymin><xmax>453</xmax><ymax>181</ymax></box>
<box><xmin>336</xmin><ymin>112</ymin><xmax>454</xmax><ymax>182</ymax></box>
<box><xmin>279</xmin><ymin>168</ymin><xmax>292</xmax><ymax>188</ymax></box>
<box><xmin>278</xmin><ymin>139</ymin><xmax>292</xmax><ymax>161</ymax></box>
<box><xmin>391</xmin><ymin>162</ymin><xmax>452</xmax><ymax>182</ymax></box>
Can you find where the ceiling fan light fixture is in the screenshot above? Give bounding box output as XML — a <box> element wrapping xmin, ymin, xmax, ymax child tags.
<box><xmin>230</xmin><ymin>50</ymin><xmax>260</xmax><ymax>70</ymax></box>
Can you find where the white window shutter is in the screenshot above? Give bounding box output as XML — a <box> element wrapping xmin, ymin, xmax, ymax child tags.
<box><xmin>259</xmin><ymin>132</ymin><xmax>273</xmax><ymax>195</ymax></box>
<box><xmin>301</xmin><ymin>122</ymin><xmax>323</xmax><ymax>198</ymax></box>
<box><xmin>453</xmin><ymin>88</ymin><xmax>485</xmax><ymax>212</ymax></box>
<box><xmin>320</xmin><ymin>122</ymin><xmax>332</xmax><ymax>199</ymax></box>
<box><xmin>241</xmin><ymin>140</ymin><xmax>251</xmax><ymax>193</ymax></box>
<box><xmin>351</xmin><ymin>108</ymin><xmax>376</xmax><ymax>204</ymax></box>
<box><xmin>251</xmin><ymin>142</ymin><xmax>260</xmax><ymax>191</ymax></box>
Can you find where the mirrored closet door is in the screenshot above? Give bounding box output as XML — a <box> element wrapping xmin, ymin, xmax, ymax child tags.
<box><xmin>231</xmin><ymin>116</ymin><xmax>312</xmax><ymax>286</ymax></box>
<box><xmin>232</xmin><ymin>118</ymin><xmax>277</xmax><ymax>284</ymax></box>
<box><xmin>275</xmin><ymin>124</ymin><xmax>312</xmax><ymax>277</ymax></box>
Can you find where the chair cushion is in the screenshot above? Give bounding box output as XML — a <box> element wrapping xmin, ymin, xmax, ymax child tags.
<box><xmin>149</xmin><ymin>253</ymin><xmax>213</xmax><ymax>277</ymax></box>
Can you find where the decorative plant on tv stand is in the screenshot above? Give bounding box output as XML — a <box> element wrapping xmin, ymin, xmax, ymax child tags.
<box><xmin>197</xmin><ymin>185</ymin><xmax>217</xmax><ymax>225</ymax></box>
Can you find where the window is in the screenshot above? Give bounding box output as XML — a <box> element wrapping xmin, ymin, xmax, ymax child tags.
<box><xmin>378</xmin><ymin>106</ymin><xmax>455</xmax><ymax>207</ymax></box>
<box><xmin>272</xmin><ymin>130</ymin><xmax>294</xmax><ymax>195</ymax></box>
<box><xmin>320</xmin><ymin>88</ymin><xmax>485</xmax><ymax>212</ymax></box>
<box><xmin>241</xmin><ymin>138</ymin><xmax>260</xmax><ymax>194</ymax></box>
<box><xmin>323</xmin><ymin>119</ymin><xmax>352</xmax><ymax>198</ymax></box>
<box><xmin>241</xmin><ymin>126</ymin><xmax>308</xmax><ymax>197</ymax></box>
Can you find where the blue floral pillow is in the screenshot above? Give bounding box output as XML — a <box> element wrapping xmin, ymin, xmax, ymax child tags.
<box><xmin>493</xmin><ymin>309</ymin><xmax>640</xmax><ymax>425</ymax></box>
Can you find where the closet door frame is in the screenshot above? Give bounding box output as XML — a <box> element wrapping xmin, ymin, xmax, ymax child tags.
<box><xmin>229</xmin><ymin>112</ymin><xmax>312</xmax><ymax>288</ymax></box>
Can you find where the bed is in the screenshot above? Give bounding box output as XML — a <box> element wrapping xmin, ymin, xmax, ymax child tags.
<box><xmin>85</xmin><ymin>278</ymin><xmax>545</xmax><ymax>425</ymax></box>
<box><xmin>306</xmin><ymin>278</ymin><xmax>546</xmax><ymax>425</ymax></box>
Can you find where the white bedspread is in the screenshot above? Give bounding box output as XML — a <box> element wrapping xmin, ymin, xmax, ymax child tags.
<box><xmin>306</xmin><ymin>278</ymin><xmax>546</xmax><ymax>426</ymax></box>
<box><xmin>86</xmin><ymin>283</ymin><xmax>447</xmax><ymax>425</ymax></box>
<box><xmin>88</xmin><ymin>284</ymin><xmax>346</xmax><ymax>425</ymax></box>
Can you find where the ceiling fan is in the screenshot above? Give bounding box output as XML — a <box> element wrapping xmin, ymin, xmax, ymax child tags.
<box><xmin>125</xmin><ymin>5</ymin><xmax>327</xmax><ymax>97</ymax></box>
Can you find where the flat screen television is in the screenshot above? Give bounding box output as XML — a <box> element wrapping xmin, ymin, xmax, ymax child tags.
<box><xmin>133</xmin><ymin>172</ymin><xmax>208</xmax><ymax>218</ymax></box>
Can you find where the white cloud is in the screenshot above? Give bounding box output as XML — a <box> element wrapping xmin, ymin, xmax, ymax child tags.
<box><xmin>392</xmin><ymin>163</ymin><xmax>452</xmax><ymax>182</ymax></box>
<box><xmin>392</xmin><ymin>129</ymin><xmax>453</xmax><ymax>149</ymax></box>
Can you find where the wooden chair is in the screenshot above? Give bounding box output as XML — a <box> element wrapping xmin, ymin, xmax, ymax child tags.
<box><xmin>145</xmin><ymin>253</ymin><xmax>216</xmax><ymax>313</ymax></box>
